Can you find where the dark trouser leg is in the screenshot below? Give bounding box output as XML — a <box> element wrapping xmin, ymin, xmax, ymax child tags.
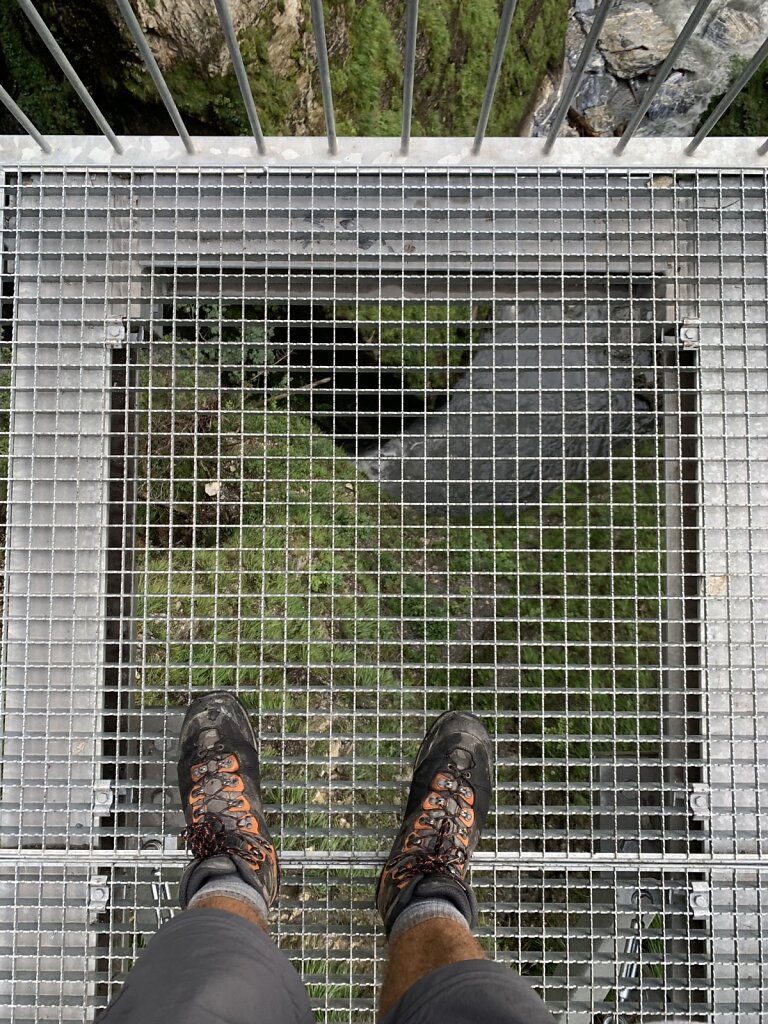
<box><xmin>379</xmin><ymin>959</ymin><xmax>556</xmax><ymax>1024</ymax></box>
<box><xmin>96</xmin><ymin>909</ymin><xmax>314</xmax><ymax>1024</ymax></box>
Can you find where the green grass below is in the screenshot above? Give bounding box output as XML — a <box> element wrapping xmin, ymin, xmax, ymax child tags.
<box><xmin>133</xmin><ymin>341</ymin><xmax>664</xmax><ymax>856</ymax></box>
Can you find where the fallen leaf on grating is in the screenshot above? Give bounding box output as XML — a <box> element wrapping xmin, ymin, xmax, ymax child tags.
<box><xmin>706</xmin><ymin>574</ymin><xmax>728</xmax><ymax>597</ymax></box>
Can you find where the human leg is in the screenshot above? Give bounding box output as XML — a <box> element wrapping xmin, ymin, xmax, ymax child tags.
<box><xmin>378</xmin><ymin>917</ymin><xmax>483</xmax><ymax>1016</ymax></box>
<box><xmin>376</xmin><ymin>711</ymin><xmax>555</xmax><ymax>1023</ymax></box>
<box><xmin>97</xmin><ymin>691</ymin><xmax>313</xmax><ymax>1024</ymax></box>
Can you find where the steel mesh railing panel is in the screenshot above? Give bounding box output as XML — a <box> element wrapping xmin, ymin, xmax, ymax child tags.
<box><xmin>0</xmin><ymin>167</ymin><xmax>765</xmax><ymax>1021</ymax></box>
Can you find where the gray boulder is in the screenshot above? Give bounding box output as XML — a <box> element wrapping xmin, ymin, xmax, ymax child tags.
<box><xmin>704</xmin><ymin>5</ymin><xmax>763</xmax><ymax>49</ymax></box>
<box><xmin>597</xmin><ymin>2</ymin><xmax>692</xmax><ymax>79</ymax></box>
<box><xmin>357</xmin><ymin>303</ymin><xmax>658</xmax><ymax>521</ymax></box>
<box><xmin>574</xmin><ymin>72</ymin><xmax>635</xmax><ymax>134</ymax></box>
<box><xmin>646</xmin><ymin>70</ymin><xmax>697</xmax><ymax>123</ymax></box>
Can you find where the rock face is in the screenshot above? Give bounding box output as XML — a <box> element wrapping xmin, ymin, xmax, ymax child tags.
<box><xmin>532</xmin><ymin>0</ymin><xmax>768</xmax><ymax>140</ymax></box>
<box><xmin>126</xmin><ymin>0</ymin><xmax>265</xmax><ymax>76</ymax></box>
<box><xmin>357</xmin><ymin>299</ymin><xmax>658</xmax><ymax>520</ymax></box>
<box><xmin>104</xmin><ymin>0</ymin><xmax>322</xmax><ymax>131</ymax></box>
<box><xmin>704</xmin><ymin>5</ymin><xmax>763</xmax><ymax>48</ymax></box>
<box><xmin>597</xmin><ymin>3</ymin><xmax>680</xmax><ymax>79</ymax></box>
<box><xmin>573</xmin><ymin>67</ymin><xmax>635</xmax><ymax>135</ymax></box>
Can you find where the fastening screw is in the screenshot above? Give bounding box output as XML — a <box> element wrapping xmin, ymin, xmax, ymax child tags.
<box><xmin>679</xmin><ymin>324</ymin><xmax>699</xmax><ymax>347</ymax></box>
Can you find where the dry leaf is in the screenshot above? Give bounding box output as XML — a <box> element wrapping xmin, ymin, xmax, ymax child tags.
<box><xmin>706</xmin><ymin>574</ymin><xmax>727</xmax><ymax>597</ymax></box>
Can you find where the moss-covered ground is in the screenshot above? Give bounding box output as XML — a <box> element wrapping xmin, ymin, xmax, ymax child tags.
<box><xmin>0</xmin><ymin>0</ymin><xmax>568</xmax><ymax>138</ymax></box>
<box><xmin>133</xmin><ymin>307</ymin><xmax>664</xmax><ymax>869</ymax></box>
<box><xmin>129</xmin><ymin>310</ymin><xmax>664</xmax><ymax>1007</ymax></box>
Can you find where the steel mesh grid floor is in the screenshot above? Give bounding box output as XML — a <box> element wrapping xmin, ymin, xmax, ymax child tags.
<box><xmin>0</xmin><ymin>166</ymin><xmax>765</xmax><ymax>1022</ymax></box>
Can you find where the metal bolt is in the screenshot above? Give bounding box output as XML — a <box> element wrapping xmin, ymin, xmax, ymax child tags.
<box><xmin>105</xmin><ymin>318</ymin><xmax>126</xmax><ymax>346</ymax></box>
<box><xmin>92</xmin><ymin>780</ymin><xmax>114</xmax><ymax>816</ymax></box>
<box><xmin>689</xmin><ymin>785</ymin><xmax>711</xmax><ymax>820</ymax></box>
<box><xmin>689</xmin><ymin>881</ymin><xmax>711</xmax><ymax>920</ymax></box>
<box><xmin>87</xmin><ymin>875</ymin><xmax>110</xmax><ymax>917</ymax></box>
<box><xmin>679</xmin><ymin>324</ymin><xmax>700</xmax><ymax>348</ymax></box>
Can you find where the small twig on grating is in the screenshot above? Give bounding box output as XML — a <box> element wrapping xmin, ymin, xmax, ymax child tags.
<box><xmin>268</xmin><ymin>376</ymin><xmax>333</xmax><ymax>404</ymax></box>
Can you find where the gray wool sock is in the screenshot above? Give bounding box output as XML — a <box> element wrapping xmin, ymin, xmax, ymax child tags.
<box><xmin>187</xmin><ymin>875</ymin><xmax>270</xmax><ymax>921</ymax></box>
<box><xmin>388</xmin><ymin>897</ymin><xmax>471</xmax><ymax>944</ymax></box>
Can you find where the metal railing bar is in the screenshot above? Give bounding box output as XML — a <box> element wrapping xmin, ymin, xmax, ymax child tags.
<box><xmin>0</xmin><ymin>83</ymin><xmax>51</xmax><ymax>153</ymax></box>
<box><xmin>212</xmin><ymin>0</ymin><xmax>266</xmax><ymax>155</ymax></box>
<box><xmin>543</xmin><ymin>0</ymin><xmax>616</xmax><ymax>154</ymax></box>
<box><xmin>688</xmin><ymin>34</ymin><xmax>768</xmax><ymax>154</ymax></box>
<box><xmin>472</xmin><ymin>0</ymin><xmax>520</xmax><ymax>155</ymax></box>
<box><xmin>309</xmin><ymin>0</ymin><xmax>337</xmax><ymax>155</ymax></box>
<box><xmin>400</xmin><ymin>0</ymin><xmax>419</xmax><ymax>155</ymax></box>
<box><xmin>615</xmin><ymin>0</ymin><xmax>714</xmax><ymax>155</ymax></box>
<box><xmin>114</xmin><ymin>0</ymin><xmax>194</xmax><ymax>155</ymax></box>
<box><xmin>16</xmin><ymin>0</ymin><xmax>123</xmax><ymax>154</ymax></box>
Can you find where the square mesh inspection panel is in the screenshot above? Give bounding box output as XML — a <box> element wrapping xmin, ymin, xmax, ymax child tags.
<box><xmin>0</xmin><ymin>166</ymin><xmax>766</xmax><ymax>1023</ymax></box>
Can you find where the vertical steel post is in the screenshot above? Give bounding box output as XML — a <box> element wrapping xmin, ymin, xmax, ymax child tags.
<box><xmin>615</xmin><ymin>0</ymin><xmax>714</xmax><ymax>155</ymax></box>
<box><xmin>0</xmin><ymin>84</ymin><xmax>51</xmax><ymax>152</ymax></box>
<box><xmin>16</xmin><ymin>0</ymin><xmax>123</xmax><ymax>153</ymax></box>
<box><xmin>115</xmin><ymin>0</ymin><xmax>194</xmax><ymax>154</ymax></box>
<box><xmin>400</xmin><ymin>0</ymin><xmax>419</xmax><ymax>155</ymax></box>
<box><xmin>543</xmin><ymin>0</ymin><xmax>616</xmax><ymax>153</ymax></box>
<box><xmin>472</xmin><ymin>0</ymin><xmax>519</xmax><ymax>155</ymax></box>
<box><xmin>212</xmin><ymin>0</ymin><xmax>267</xmax><ymax>154</ymax></box>
<box><xmin>687</xmin><ymin>35</ymin><xmax>768</xmax><ymax>153</ymax></box>
<box><xmin>309</xmin><ymin>0</ymin><xmax>338</xmax><ymax>155</ymax></box>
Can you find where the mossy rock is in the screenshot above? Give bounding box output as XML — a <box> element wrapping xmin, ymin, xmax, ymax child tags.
<box><xmin>0</xmin><ymin>0</ymin><xmax>568</xmax><ymax>137</ymax></box>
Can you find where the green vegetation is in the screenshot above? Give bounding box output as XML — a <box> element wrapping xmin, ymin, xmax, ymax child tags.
<box><xmin>698</xmin><ymin>54</ymin><xmax>768</xmax><ymax>137</ymax></box>
<box><xmin>133</xmin><ymin>305</ymin><xmax>664</xmax><ymax>866</ymax></box>
<box><xmin>329</xmin><ymin>0</ymin><xmax>403</xmax><ymax>136</ymax></box>
<box><xmin>339</xmin><ymin>302</ymin><xmax>482</xmax><ymax>406</ymax></box>
<box><xmin>406</xmin><ymin>0</ymin><xmax>568</xmax><ymax>136</ymax></box>
<box><xmin>0</xmin><ymin>4</ymin><xmax>86</xmax><ymax>134</ymax></box>
<box><xmin>0</xmin><ymin>0</ymin><xmax>568</xmax><ymax>138</ymax></box>
<box><xmin>132</xmin><ymin>309</ymin><xmax>664</xmax><ymax>996</ymax></box>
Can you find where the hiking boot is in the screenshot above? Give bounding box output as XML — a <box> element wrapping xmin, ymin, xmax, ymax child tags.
<box><xmin>376</xmin><ymin>710</ymin><xmax>493</xmax><ymax>937</ymax></box>
<box><xmin>177</xmin><ymin>691</ymin><xmax>279</xmax><ymax>910</ymax></box>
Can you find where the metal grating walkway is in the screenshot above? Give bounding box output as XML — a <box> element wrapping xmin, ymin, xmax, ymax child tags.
<box><xmin>0</xmin><ymin>166</ymin><xmax>766</xmax><ymax>1022</ymax></box>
